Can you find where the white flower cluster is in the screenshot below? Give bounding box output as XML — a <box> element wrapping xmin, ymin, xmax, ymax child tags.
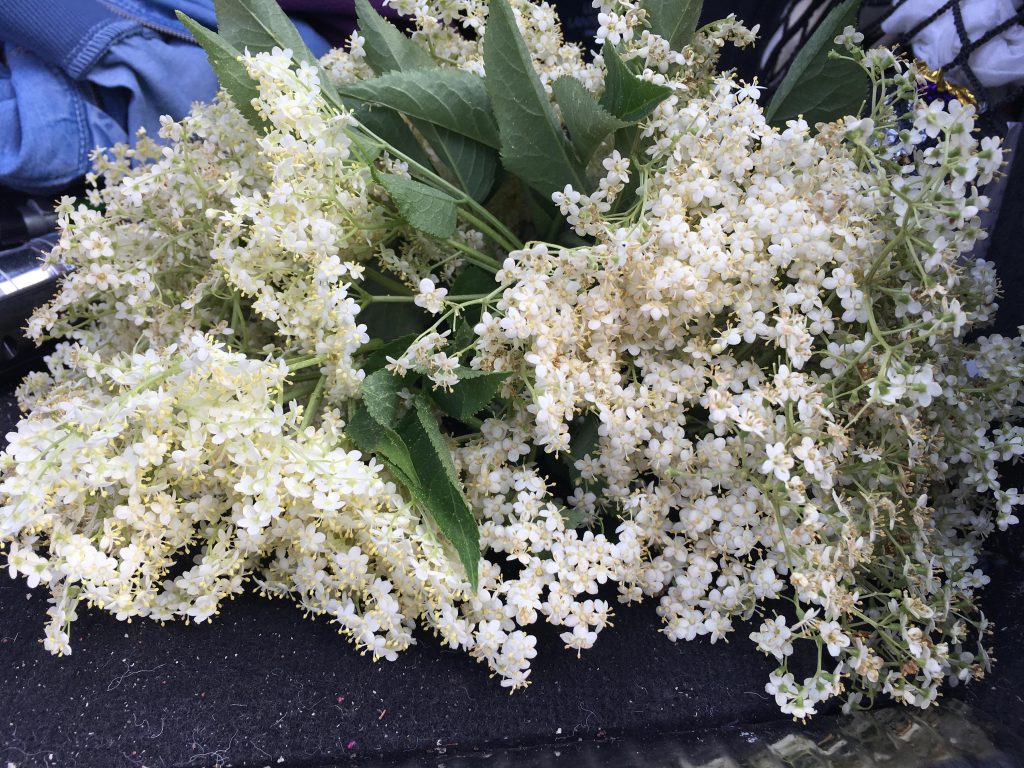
<box><xmin>4</xmin><ymin>334</ymin><xmax>462</xmax><ymax>659</ymax></box>
<box><xmin>462</xmin><ymin>37</ymin><xmax>1021</xmax><ymax>714</ymax></box>
<box><xmin>1</xmin><ymin>0</ymin><xmax>1021</xmax><ymax>715</ymax></box>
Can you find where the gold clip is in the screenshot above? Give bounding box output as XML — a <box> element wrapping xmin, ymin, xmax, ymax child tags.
<box><xmin>915</xmin><ymin>59</ymin><xmax>978</xmax><ymax>107</ymax></box>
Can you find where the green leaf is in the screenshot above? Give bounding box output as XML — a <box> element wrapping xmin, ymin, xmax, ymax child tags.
<box><xmin>360</xmin><ymin>369</ymin><xmax>404</xmax><ymax>425</ymax></box>
<box><xmin>339</xmin><ymin>70</ymin><xmax>500</xmax><ymax>149</ymax></box>
<box><xmin>355</xmin><ymin>0</ymin><xmax>434</xmax><ymax>74</ymax></box>
<box><xmin>176</xmin><ymin>13</ymin><xmax>266</xmax><ymax>129</ymax></box>
<box><xmin>451</xmin><ymin>264</ymin><xmax>497</xmax><ymax>296</ymax></box>
<box><xmin>418</xmin><ymin>123</ymin><xmax>498</xmax><ymax>203</ymax></box>
<box><xmin>483</xmin><ymin>0</ymin><xmax>587</xmax><ymax>197</ymax></box>
<box><xmin>765</xmin><ymin>0</ymin><xmax>867</xmax><ymax>128</ymax></box>
<box><xmin>402</xmin><ymin>471</ymin><xmax>480</xmax><ymax>591</ymax></box>
<box><xmin>640</xmin><ymin>0</ymin><xmax>702</xmax><ymax>53</ymax></box>
<box><xmin>213</xmin><ymin>0</ymin><xmax>315</xmax><ymax>62</ymax></box>
<box><xmin>351</xmin><ymin>1</ymin><xmax>495</xmax><ymax>201</ymax></box>
<box><xmin>377</xmin><ymin>173</ymin><xmax>458</xmax><ymax>239</ymax></box>
<box><xmin>407</xmin><ymin>395</ymin><xmax>461</xmax><ymax>488</ymax></box>
<box><xmin>361</xmin><ymin>303</ymin><xmax>429</xmax><ymax>341</ymax></box>
<box><xmin>565</xmin><ymin>412</ymin><xmax>601</xmax><ymax>482</ymax></box>
<box><xmin>211</xmin><ymin>0</ymin><xmax>342</xmax><ymax>105</ymax></box>
<box><xmin>600</xmin><ymin>44</ymin><xmax>673</xmax><ymax>123</ymax></box>
<box><xmin>399</xmin><ymin>395</ymin><xmax>480</xmax><ymax>589</ymax></box>
<box><xmin>346</xmin><ymin>403</ymin><xmax>419</xmax><ymax>483</ymax></box>
<box><xmin>551</xmin><ymin>76</ymin><xmax>627</xmax><ymax>164</ymax></box>
<box><xmin>359</xmin><ymin>334</ymin><xmax>418</xmax><ymax>373</ymax></box>
<box><xmin>347</xmin><ymin>369</ymin><xmax>420</xmax><ymax>484</ymax></box>
<box><xmin>352</xmin><ymin>0</ymin><xmax>495</xmax><ymax>202</ymax></box>
<box><xmin>431</xmin><ymin>369</ymin><xmax>510</xmax><ymax>421</ymax></box>
<box><xmin>345</xmin><ymin>101</ymin><xmax>432</xmax><ymax>169</ymax></box>
<box><xmin>570</xmin><ymin>412</ymin><xmax>601</xmax><ymax>459</ymax></box>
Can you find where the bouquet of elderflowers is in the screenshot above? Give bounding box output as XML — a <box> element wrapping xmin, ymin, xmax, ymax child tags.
<box><xmin>1</xmin><ymin>0</ymin><xmax>1020</xmax><ymax>718</ymax></box>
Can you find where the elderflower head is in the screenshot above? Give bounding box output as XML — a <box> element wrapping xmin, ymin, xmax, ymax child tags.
<box><xmin>462</xmin><ymin>12</ymin><xmax>1021</xmax><ymax>711</ymax></box>
<box><xmin>1</xmin><ymin>334</ymin><xmax>470</xmax><ymax>659</ymax></box>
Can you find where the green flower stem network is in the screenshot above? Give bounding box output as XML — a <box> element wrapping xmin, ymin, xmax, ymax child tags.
<box><xmin>0</xmin><ymin>0</ymin><xmax>1020</xmax><ymax>718</ymax></box>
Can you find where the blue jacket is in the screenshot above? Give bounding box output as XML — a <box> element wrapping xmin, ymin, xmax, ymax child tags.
<box><xmin>0</xmin><ymin>0</ymin><xmax>329</xmax><ymax>193</ymax></box>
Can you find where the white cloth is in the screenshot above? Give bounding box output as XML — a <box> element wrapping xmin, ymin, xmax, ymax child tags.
<box><xmin>883</xmin><ymin>0</ymin><xmax>1024</xmax><ymax>88</ymax></box>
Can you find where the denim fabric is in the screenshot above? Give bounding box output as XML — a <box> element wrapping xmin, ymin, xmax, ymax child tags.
<box><xmin>97</xmin><ymin>0</ymin><xmax>331</xmax><ymax>57</ymax></box>
<box><xmin>0</xmin><ymin>0</ymin><xmax>329</xmax><ymax>193</ymax></box>
<box><xmin>0</xmin><ymin>45</ymin><xmax>126</xmax><ymax>193</ymax></box>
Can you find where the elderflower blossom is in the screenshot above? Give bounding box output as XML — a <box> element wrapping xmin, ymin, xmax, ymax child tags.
<box><xmin>460</xmin><ymin>12</ymin><xmax>1020</xmax><ymax>711</ymax></box>
<box><xmin>414</xmin><ymin>278</ymin><xmax>448</xmax><ymax>314</ymax></box>
<box><xmin>3</xmin><ymin>335</ymin><xmax>465</xmax><ymax>659</ymax></box>
<box><xmin>1</xmin><ymin>0</ymin><xmax>1021</xmax><ymax>718</ymax></box>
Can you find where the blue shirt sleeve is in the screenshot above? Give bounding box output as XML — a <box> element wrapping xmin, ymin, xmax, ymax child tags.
<box><xmin>0</xmin><ymin>45</ymin><xmax>127</xmax><ymax>193</ymax></box>
<box><xmin>0</xmin><ymin>0</ymin><xmax>329</xmax><ymax>193</ymax></box>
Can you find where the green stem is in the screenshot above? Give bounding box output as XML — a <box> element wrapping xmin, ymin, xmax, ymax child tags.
<box><xmin>231</xmin><ymin>291</ymin><xmax>249</xmax><ymax>351</ymax></box>
<box><xmin>301</xmin><ymin>375</ymin><xmax>326</xmax><ymax>430</ymax></box>
<box><xmin>283</xmin><ymin>378</ymin><xmax>320</xmax><ymax>404</ymax></box>
<box><xmin>866</xmin><ymin>302</ymin><xmax>893</xmax><ymax>352</ymax></box>
<box><xmin>363</xmin><ymin>267</ymin><xmax>412</xmax><ymax>295</ymax></box>
<box><xmin>445</xmin><ymin>237</ymin><xmax>501</xmax><ymax>271</ymax></box>
<box><xmin>457</xmin><ymin>209</ymin><xmax>521</xmax><ymax>254</ymax></box>
<box><xmin>286</xmin><ymin>355</ymin><xmax>326</xmax><ymax>372</ymax></box>
<box><xmin>366</xmin><ymin>292</ymin><xmax>490</xmax><ymax>304</ymax></box>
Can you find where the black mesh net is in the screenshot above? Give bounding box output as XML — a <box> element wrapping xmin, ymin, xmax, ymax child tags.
<box><xmin>550</xmin><ymin>0</ymin><xmax>1023</xmax><ymax>125</ymax></box>
<box><xmin>866</xmin><ymin>0</ymin><xmax>1024</xmax><ymax>113</ymax></box>
<box><xmin>757</xmin><ymin>0</ymin><xmax>847</xmax><ymax>92</ymax></box>
<box><xmin>756</xmin><ymin>0</ymin><xmax>1024</xmax><ymax>122</ymax></box>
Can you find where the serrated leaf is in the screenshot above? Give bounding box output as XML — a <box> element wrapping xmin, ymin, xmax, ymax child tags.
<box><xmin>339</xmin><ymin>70</ymin><xmax>499</xmax><ymax>149</ymax></box>
<box><xmin>551</xmin><ymin>76</ymin><xmax>627</xmax><ymax>164</ymax></box>
<box><xmin>398</xmin><ymin>395</ymin><xmax>480</xmax><ymax>589</ymax></box>
<box><xmin>350</xmin><ymin>49</ymin><xmax>497</xmax><ymax>203</ymax></box>
<box><xmin>211</xmin><ymin>0</ymin><xmax>341</xmax><ymax>105</ymax></box>
<box><xmin>600</xmin><ymin>44</ymin><xmax>673</xmax><ymax>123</ymax></box>
<box><xmin>351</xmin><ymin>1</ymin><xmax>495</xmax><ymax>201</ymax></box>
<box><xmin>765</xmin><ymin>0</ymin><xmax>867</xmax><ymax>128</ymax></box>
<box><xmin>418</xmin><ymin>123</ymin><xmax>498</xmax><ymax>203</ymax></box>
<box><xmin>432</xmin><ymin>369</ymin><xmax>510</xmax><ymax>421</ymax></box>
<box><xmin>359</xmin><ymin>334</ymin><xmax>418</xmax><ymax>373</ymax></box>
<box><xmin>346</xmin><ymin>403</ymin><xmax>419</xmax><ymax>483</ymax></box>
<box><xmin>214</xmin><ymin>0</ymin><xmax>314</xmax><ymax>62</ymax></box>
<box><xmin>360</xmin><ymin>369</ymin><xmax>404</xmax><ymax>425</ymax></box>
<box><xmin>640</xmin><ymin>0</ymin><xmax>702</xmax><ymax>53</ymax></box>
<box><xmin>177</xmin><ymin>13</ymin><xmax>266</xmax><ymax>129</ymax></box>
<box><xmin>483</xmin><ymin>0</ymin><xmax>587</xmax><ymax>197</ymax></box>
<box><xmin>346</xmin><ymin>101</ymin><xmax>433</xmax><ymax>169</ymax></box>
<box><xmin>410</xmin><ymin>394</ymin><xmax>462</xmax><ymax>487</ymax></box>
<box><xmin>402</xmin><ymin>471</ymin><xmax>480</xmax><ymax>591</ymax></box>
<box><xmin>355</xmin><ymin>0</ymin><xmax>434</xmax><ymax>74</ymax></box>
<box><xmin>377</xmin><ymin>173</ymin><xmax>458</xmax><ymax>239</ymax></box>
